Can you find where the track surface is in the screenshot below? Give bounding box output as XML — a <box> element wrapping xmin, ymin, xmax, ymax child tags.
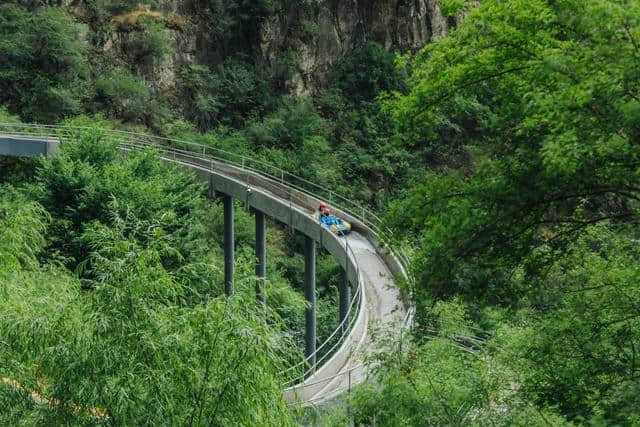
<box><xmin>298</xmin><ymin>232</ymin><xmax>406</xmax><ymax>404</ymax></box>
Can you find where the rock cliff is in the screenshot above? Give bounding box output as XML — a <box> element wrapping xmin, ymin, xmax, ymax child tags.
<box><xmin>19</xmin><ymin>0</ymin><xmax>452</xmax><ymax>98</ymax></box>
<box><xmin>258</xmin><ymin>0</ymin><xmax>452</xmax><ymax>94</ymax></box>
<box><xmin>108</xmin><ymin>0</ymin><xmax>452</xmax><ymax>96</ymax></box>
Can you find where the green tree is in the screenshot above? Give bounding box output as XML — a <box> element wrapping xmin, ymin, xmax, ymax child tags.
<box><xmin>123</xmin><ymin>16</ymin><xmax>170</xmax><ymax>65</ymax></box>
<box><xmin>387</xmin><ymin>0</ymin><xmax>640</xmax><ymax>303</ymax></box>
<box><xmin>194</xmin><ymin>0</ymin><xmax>280</xmax><ymax>52</ymax></box>
<box><xmin>0</xmin><ymin>187</ymin><xmax>47</xmax><ymax>272</ymax></box>
<box><xmin>0</xmin><ymin>4</ymin><xmax>89</xmax><ymax>122</ymax></box>
<box><xmin>95</xmin><ymin>68</ymin><xmax>168</xmax><ymax>124</ymax></box>
<box><xmin>313</xmin><ymin>42</ymin><xmax>411</xmax><ymax>205</ymax></box>
<box><xmin>342</xmin><ymin>300</ymin><xmax>569</xmax><ymax>426</ymax></box>
<box><xmin>0</xmin><ymin>201</ymin><xmax>295</xmax><ymax>425</ymax></box>
<box><xmin>181</xmin><ymin>58</ymin><xmax>274</xmax><ymax>129</ymax></box>
<box><xmin>382</xmin><ymin>0</ymin><xmax>640</xmax><ymax>423</ymax></box>
<box><xmin>0</xmin><ymin>123</ymin><xmax>299</xmax><ymax>425</ymax></box>
<box><xmin>494</xmin><ymin>225</ymin><xmax>640</xmax><ymax>424</ymax></box>
<box><xmin>335</xmin><ymin>42</ymin><xmax>407</xmax><ymax>104</ymax></box>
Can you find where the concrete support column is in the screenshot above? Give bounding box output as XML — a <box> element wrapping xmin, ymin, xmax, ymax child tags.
<box><xmin>339</xmin><ymin>275</ymin><xmax>351</xmax><ymax>333</ymax></box>
<box><xmin>255</xmin><ymin>209</ymin><xmax>266</xmax><ymax>306</ymax></box>
<box><xmin>304</xmin><ymin>235</ymin><xmax>317</xmax><ymax>369</ymax></box>
<box><xmin>223</xmin><ymin>195</ymin><xmax>234</xmax><ymax>296</ymax></box>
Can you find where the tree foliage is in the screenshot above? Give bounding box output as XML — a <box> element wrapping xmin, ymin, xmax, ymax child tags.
<box><xmin>335</xmin><ymin>42</ymin><xmax>407</xmax><ymax>104</ymax></box>
<box><xmin>340</xmin><ymin>300</ymin><xmax>569</xmax><ymax>426</ymax></box>
<box><xmin>380</xmin><ymin>0</ymin><xmax>640</xmax><ymax>424</ymax></box>
<box><xmin>122</xmin><ymin>16</ymin><xmax>170</xmax><ymax>65</ymax></box>
<box><xmin>388</xmin><ymin>0</ymin><xmax>640</xmax><ymax>302</ymax></box>
<box><xmin>181</xmin><ymin>58</ymin><xmax>274</xmax><ymax>129</ymax></box>
<box><xmin>0</xmin><ymin>124</ymin><xmax>299</xmax><ymax>424</ymax></box>
<box><xmin>195</xmin><ymin>0</ymin><xmax>280</xmax><ymax>52</ymax></box>
<box><xmin>497</xmin><ymin>225</ymin><xmax>640</xmax><ymax>424</ymax></box>
<box><xmin>0</xmin><ymin>4</ymin><xmax>89</xmax><ymax>122</ymax></box>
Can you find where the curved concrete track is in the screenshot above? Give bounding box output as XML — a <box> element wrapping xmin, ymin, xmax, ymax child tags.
<box><xmin>0</xmin><ymin>129</ymin><xmax>410</xmax><ymax>406</ymax></box>
<box><xmin>150</xmin><ymin>146</ymin><xmax>408</xmax><ymax>405</ymax></box>
<box><xmin>292</xmin><ymin>232</ymin><xmax>406</xmax><ymax>405</ymax></box>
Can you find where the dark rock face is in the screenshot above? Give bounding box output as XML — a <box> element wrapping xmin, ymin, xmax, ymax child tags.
<box><xmin>112</xmin><ymin>0</ymin><xmax>451</xmax><ymax>96</ymax></box>
<box><xmin>16</xmin><ymin>0</ymin><xmax>451</xmax><ymax>97</ymax></box>
<box><xmin>259</xmin><ymin>0</ymin><xmax>450</xmax><ymax>94</ymax></box>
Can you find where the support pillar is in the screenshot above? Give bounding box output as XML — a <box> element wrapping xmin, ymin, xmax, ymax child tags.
<box><xmin>304</xmin><ymin>235</ymin><xmax>317</xmax><ymax>369</ymax></box>
<box><xmin>223</xmin><ymin>195</ymin><xmax>234</xmax><ymax>296</ymax></box>
<box><xmin>255</xmin><ymin>209</ymin><xmax>266</xmax><ymax>306</ymax></box>
<box><xmin>339</xmin><ymin>275</ymin><xmax>351</xmax><ymax>333</ymax></box>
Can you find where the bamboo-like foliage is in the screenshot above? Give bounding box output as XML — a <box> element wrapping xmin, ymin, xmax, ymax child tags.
<box><xmin>0</xmin><ymin>188</ymin><xmax>47</xmax><ymax>271</ymax></box>
<box><xmin>0</xmin><ymin>124</ymin><xmax>299</xmax><ymax>425</ymax></box>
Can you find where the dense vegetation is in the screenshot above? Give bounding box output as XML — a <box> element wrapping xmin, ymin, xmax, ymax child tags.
<box><xmin>0</xmin><ymin>114</ymin><xmax>311</xmax><ymax>424</ymax></box>
<box><xmin>344</xmin><ymin>0</ymin><xmax>640</xmax><ymax>425</ymax></box>
<box><xmin>1</xmin><ymin>0</ymin><xmax>640</xmax><ymax>424</ymax></box>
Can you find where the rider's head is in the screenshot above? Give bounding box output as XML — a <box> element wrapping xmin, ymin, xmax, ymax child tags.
<box><xmin>319</xmin><ymin>202</ymin><xmax>327</xmax><ymax>211</ymax></box>
<box><xmin>322</xmin><ymin>207</ymin><xmax>330</xmax><ymax>216</ymax></box>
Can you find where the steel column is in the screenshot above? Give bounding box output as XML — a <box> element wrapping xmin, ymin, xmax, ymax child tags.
<box><xmin>255</xmin><ymin>209</ymin><xmax>266</xmax><ymax>306</ymax></box>
<box><xmin>223</xmin><ymin>195</ymin><xmax>234</xmax><ymax>296</ymax></box>
<box><xmin>339</xmin><ymin>275</ymin><xmax>351</xmax><ymax>332</ymax></box>
<box><xmin>304</xmin><ymin>235</ymin><xmax>317</xmax><ymax>368</ymax></box>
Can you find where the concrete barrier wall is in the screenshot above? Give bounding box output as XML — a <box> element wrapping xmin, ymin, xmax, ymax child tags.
<box><xmin>0</xmin><ymin>135</ymin><xmax>59</xmax><ymax>158</ymax></box>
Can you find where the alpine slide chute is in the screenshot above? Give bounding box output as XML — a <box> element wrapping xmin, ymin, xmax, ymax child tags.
<box><xmin>0</xmin><ymin>123</ymin><xmax>413</xmax><ymax>407</ymax></box>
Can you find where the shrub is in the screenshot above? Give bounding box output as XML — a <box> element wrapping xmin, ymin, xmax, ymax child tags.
<box><xmin>123</xmin><ymin>16</ymin><xmax>170</xmax><ymax>64</ymax></box>
<box><xmin>181</xmin><ymin>58</ymin><xmax>274</xmax><ymax>129</ymax></box>
<box><xmin>96</xmin><ymin>68</ymin><xmax>148</xmax><ymax>120</ymax></box>
<box><xmin>95</xmin><ymin>68</ymin><xmax>169</xmax><ymax>125</ymax></box>
<box><xmin>0</xmin><ymin>4</ymin><xmax>89</xmax><ymax>122</ymax></box>
<box><xmin>334</xmin><ymin>42</ymin><xmax>407</xmax><ymax>103</ymax></box>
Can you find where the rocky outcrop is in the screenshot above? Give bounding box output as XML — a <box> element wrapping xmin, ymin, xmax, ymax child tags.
<box><xmin>109</xmin><ymin>0</ymin><xmax>451</xmax><ymax>96</ymax></box>
<box><xmin>105</xmin><ymin>25</ymin><xmax>196</xmax><ymax>100</ymax></box>
<box><xmin>260</xmin><ymin>0</ymin><xmax>450</xmax><ymax>94</ymax></box>
<box><xmin>24</xmin><ymin>0</ymin><xmax>451</xmax><ymax>98</ymax></box>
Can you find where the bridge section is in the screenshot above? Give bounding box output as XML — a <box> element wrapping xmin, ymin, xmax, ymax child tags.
<box><xmin>0</xmin><ymin>127</ymin><xmax>410</xmax><ymax>406</ymax></box>
<box><xmin>0</xmin><ymin>134</ymin><xmax>59</xmax><ymax>157</ymax></box>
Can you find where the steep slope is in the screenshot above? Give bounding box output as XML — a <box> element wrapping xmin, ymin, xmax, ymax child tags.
<box><xmin>16</xmin><ymin>0</ymin><xmax>452</xmax><ymax>97</ymax></box>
